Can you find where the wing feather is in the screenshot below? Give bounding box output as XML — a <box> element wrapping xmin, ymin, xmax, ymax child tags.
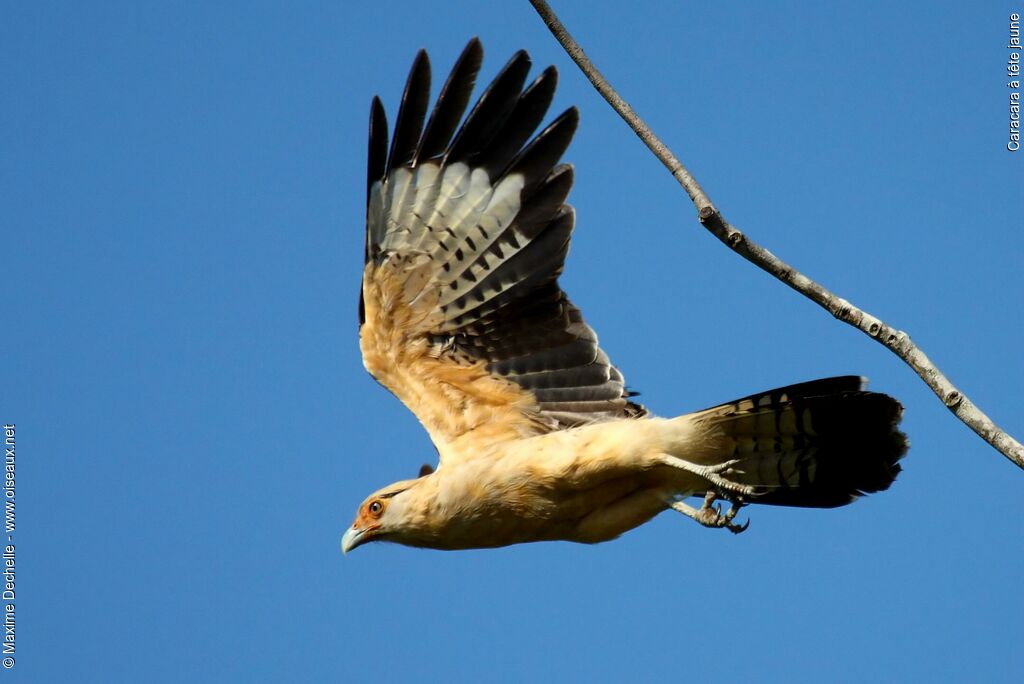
<box><xmin>386</xmin><ymin>50</ymin><xmax>431</xmax><ymax>175</ymax></box>
<box><xmin>416</xmin><ymin>39</ymin><xmax>483</xmax><ymax>164</ymax></box>
<box><xmin>361</xmin><ymin>41</ymin><xmax>646</xmax><ymax>463</ymax></box>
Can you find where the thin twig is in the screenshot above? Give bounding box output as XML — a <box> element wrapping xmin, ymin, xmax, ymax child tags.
<box><xmin>528</xmin><ymin>0</ymin><xmax>1024</xmax><ymax>470</ymax></box>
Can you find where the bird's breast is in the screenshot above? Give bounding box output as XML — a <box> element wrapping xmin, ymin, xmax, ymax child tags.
<box><xmin>424</xmin><ymin>424</ymin><xmax>673</xmax><ymax>547</ymax></box>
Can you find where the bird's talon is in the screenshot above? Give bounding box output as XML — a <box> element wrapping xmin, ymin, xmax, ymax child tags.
<box><xmin>727</xmin><ymin>518</ymin><xmax>750</xmax><ymax>535</ymax></box>
<box><xmin>690</xmin><ymin>490</ymin><xmax>750</xmax><ymax>533</ymax></box>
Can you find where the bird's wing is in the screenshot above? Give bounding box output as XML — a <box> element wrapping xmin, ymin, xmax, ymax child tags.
<box><xmin>361</xmin><ymin>39</ymin><xmax>646</xmax><ymax>463</ymax></box>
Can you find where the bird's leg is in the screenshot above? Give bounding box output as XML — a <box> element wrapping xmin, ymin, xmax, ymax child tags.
<box><xmin>670</xmin><ymin>491</ymin><xmax>750</xmax><ymax>535</ymax></box>
<box><xmin>659</xmin><ymin>454</ymin><xmax>759</xmax><ymax>497</ymax></box>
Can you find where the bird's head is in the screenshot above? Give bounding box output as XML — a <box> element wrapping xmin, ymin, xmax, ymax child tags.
<box><xmin>342</xmin><ymin>466</ymin><xmax>436</xmax><ymax>554</ymax></box>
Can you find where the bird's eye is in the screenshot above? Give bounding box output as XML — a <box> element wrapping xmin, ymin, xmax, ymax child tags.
<box><xmin>368</xmin><ymin>500</ymin><xmax>384</xmax><ymax>516</ymax></box>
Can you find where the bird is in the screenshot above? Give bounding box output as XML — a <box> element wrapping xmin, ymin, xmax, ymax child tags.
<box><xmin>342</xmin><ymin>38</ymin><xmax>907</xmax><ymax>553</ymax></box>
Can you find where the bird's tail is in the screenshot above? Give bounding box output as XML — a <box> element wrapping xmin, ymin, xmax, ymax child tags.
<box><xmin>684</xmin><ymin>376</ymin><xmax>907</xmax><ymax>508</ymax></box>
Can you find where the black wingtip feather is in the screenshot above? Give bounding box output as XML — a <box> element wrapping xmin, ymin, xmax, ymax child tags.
<box><xmin>504</xmin><ymin>107</ymin><xmax>579</xmax><ymax>194</ymax></box>
<box><xmin>386</xmin><ymin>49</ymin><xmax>431</xmax><ymax>175</ymax></box>
<box><xmin>444</xmin><ymin>50</ymin><xmax>532</xmax><ymax>166</ymax></box>
<box><xmin>367</xmin><ymin>97</ymin><xmax>388</xmax><ymax>204</ymax></box>
<box><xmin>477</xmin><ymin>65</ymin><xmax>559</xmax><ymax>178</ymax></box>
<box><xmin>417</xmin><ymin>38</ymin><xmax>484</xmax><ymax>164</ymax></box>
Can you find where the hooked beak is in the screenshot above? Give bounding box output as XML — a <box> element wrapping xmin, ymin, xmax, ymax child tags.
<box><xmin>341</xmin><ymin>526</ymin><xmax>368</xmax><ymax>554</ymax></box>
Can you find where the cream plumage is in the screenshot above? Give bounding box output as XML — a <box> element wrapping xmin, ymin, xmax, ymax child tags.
<box><xmin>342</xmin><ymin>39</ymin><xmax>906</xmax><ymax>553</ymax></box>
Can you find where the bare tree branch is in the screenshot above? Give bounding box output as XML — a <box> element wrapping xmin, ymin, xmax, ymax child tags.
<box><xmin>528</xmin><ymin>0</ymin><xmax>1024</xmax><ymax>470</ymax></box>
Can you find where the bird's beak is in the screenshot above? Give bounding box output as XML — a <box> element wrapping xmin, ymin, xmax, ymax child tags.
<box><xmin>341</xmin><ymin>525</ymin><xmax>367</xmax><ymax>554</ymax></box>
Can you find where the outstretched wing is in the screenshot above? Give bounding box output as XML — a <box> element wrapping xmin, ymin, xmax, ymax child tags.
<box><xmin>361</xmin><ymin>39</ymin><xmax>645</xmax><ymax>463</ymax></box>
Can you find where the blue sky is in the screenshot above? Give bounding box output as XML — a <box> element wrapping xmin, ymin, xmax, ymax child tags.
<box><xmin>5</xmin><ymin>2</ymin><xmax>1023</xmax><ymax>682</ymax></box>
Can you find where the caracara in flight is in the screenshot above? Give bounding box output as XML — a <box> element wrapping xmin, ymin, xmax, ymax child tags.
<box><xmin>342</xmin><ymin>39</ymin><xmax>906</xmax><ymax>553</ymax></box>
